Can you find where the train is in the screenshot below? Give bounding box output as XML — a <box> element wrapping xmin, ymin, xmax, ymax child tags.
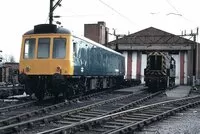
<box><xmin>18</xmin><ymin>24</ymin><xmax>127</xmax><ymax>100</ymax></box>
<box><xmin>144</xmin><ymin>51</ymin><xmax>176</xmax><ymax>91</ymax></box>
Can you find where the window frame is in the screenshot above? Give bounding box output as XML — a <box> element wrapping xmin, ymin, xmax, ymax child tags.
<box><xmin>37</xmin><ymin>38</ymin><xmax>51</xmax><ymax>59</ymax></box>
<box><xmin>23</xmin><ymin>38</ymin><xmax>36</xmax><ymax>59</ymax></box>
<box><xmin>53</xmin><ymin>38</ymin><xmax>67</xmax><ymax>59</ymax></box>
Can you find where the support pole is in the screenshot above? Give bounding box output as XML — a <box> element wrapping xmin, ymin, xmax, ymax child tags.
<box><xmin>49</xmin><ymin>0</ymin><xmax>54</xmax><ymax>24</ymax></box>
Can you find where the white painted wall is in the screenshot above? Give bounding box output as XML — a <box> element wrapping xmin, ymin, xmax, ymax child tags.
<box><xmin>141</xmin><ymin>54</ymin><xmax>147</xmax><ymax>83</ymax></box>
<box><xmin>184</xmin><ymin>52</ymin><xmax>188</xmax><ymax>84</ymax></box>
<box><xmin>122</xmin><ymin>51</ymin><xmax>128</xmax><ymax>79</ymax></box>
<box><xmin>172</xmin><ymin>54</ymin><xmax>180</xmax><ymax>85</ymax></box>
<box><xmin>131</xmin><ymin>52</ymin><xmax>137</xmax><ymax>79</ymax></box>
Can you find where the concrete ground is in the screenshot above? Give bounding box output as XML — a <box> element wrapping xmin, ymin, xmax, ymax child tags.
<box><xmin>165</xmin><ymin>86</ymin><xmax>191</xmax><ymax>98</ymax></box>
<box><xmin>137</xmin><ymin>106</ymin><xmax>200</xmax><ymax>134</ymax></box>
<box><xmin>136</xmin><ymin>85</ymin><xmax>200</xmax><ymax>134</ymax></box>
<box><xmin>116</xmin><ymin>85</ymin><xmax>146</xmax><ymax>93</ymax></box>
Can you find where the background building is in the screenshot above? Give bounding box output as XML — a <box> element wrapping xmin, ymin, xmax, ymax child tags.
<box><xmin>84</xmin><ymin>22</ymin><xmax>199</xmax><ymax>85</ymax></box>
<box><xmin>84</xmin><ymin>21</ymin><xmax>109</xmax><ymax>45</ymax></box>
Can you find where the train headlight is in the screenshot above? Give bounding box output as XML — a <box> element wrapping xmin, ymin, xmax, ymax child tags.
<box><xmin>56</xmin><ymin>66</ymin><xmax>61</xmax><ymax>73</ymax></box>
<box><xmin>25</xmin><ymin>66</ymin><xmax>30</xmax><ymax>72</ymax></box>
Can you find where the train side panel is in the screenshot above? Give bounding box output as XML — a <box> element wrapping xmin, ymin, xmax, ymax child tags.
<box><xmin>72</xmin><ymin>36</ymin><xmax>125</xmax><ymax>76</ymax></box>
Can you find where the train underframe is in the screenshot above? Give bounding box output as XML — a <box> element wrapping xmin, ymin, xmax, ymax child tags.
<box><xmin>145</xmin><ymin>76</ymin><xmax>175</xmax><ymax>92</ymax></box>
<box><xmin>19</xmin><ymin>73</ymin><xmax>124</xmax><ymax>100</ymax></box>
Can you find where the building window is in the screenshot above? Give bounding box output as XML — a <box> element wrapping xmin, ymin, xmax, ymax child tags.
<box><xmin>37</xmin><ymin>38</ymin><xmax>50</xmax><ymax>59</ymax></box>
<box><xmin>53</xmin><ymin>38</ymin><xmax>66</xmax><ymax>59</ymax></box>
<box><xmin>24</xmin><ymin>38</ymin><xmax>35</xmax><ymax>59</ymax></box>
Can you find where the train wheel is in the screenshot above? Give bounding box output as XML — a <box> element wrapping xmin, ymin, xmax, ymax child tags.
<box><xmin>53</xmin><ymin>91</ymin><xmax>59</xmax><ymax>99</ymax></box>
<box><xmin>35</xmin><ymin>78</ymin><xmax>45</xmax><ymax>100</ymax></box>
<box><xmin>35</xmin><ymin>88</ymin><xmax>45</xmax><ymax>100</ymax></box>
<box><xmin>25</xmin><ymin>83</ymin><xmax>33</xmax><ymax>96</ymax></box>
<box><xmin>84</xmin><ymin>78</ymin><xmax>90</xmax><ymax>93</ymax></box>
<box><xmin>66</xmin><ymin>81</ymin><xmax>76</xmax><ymax>98</ymax></box>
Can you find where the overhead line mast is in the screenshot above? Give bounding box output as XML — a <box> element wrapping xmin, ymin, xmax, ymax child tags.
<box><xmin>49</xmin><ymin>0</ymin><xmax>62</xmax><ymax>24</ymax></box>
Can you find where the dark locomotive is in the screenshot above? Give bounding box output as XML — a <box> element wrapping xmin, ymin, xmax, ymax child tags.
<box><xmin>144</xmin><ymin>51</ymin><xmax>176</xmax><ymax>91</ymax></box>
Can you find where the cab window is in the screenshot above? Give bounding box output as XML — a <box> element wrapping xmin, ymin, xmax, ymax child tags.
<box><xmin>53</xmin><ymin>38</ymin><xmax>66</xmax><ymax>59</ymax></box>
<box><xmin>37</xmin><ymin>38</ymin><xmax>50</xmax><ymax>58</ymax></box>
<box><xmin>24</xmin><ymin>38</ymin><xmax>35</xmax><ymax>59</ymax></box>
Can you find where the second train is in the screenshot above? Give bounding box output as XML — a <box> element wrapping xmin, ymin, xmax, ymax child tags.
<box><xmin>144</xmin><ymin>51</ymin><xmax>176</xmax><ymax>91</ymax></box>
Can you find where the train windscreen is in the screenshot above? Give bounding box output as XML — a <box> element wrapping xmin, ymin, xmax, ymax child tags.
<box><xmin>24</xmin><ymin>38</ymin><xmax>35</xmax><ymax>59</ymax></box>
<box><xmin>37</xmin><ymin>38</ymin><xmax>50</xmax><ymax>59</ymax></box>
<box><xmin>149</xmin><ymin>55</ymin><xmax>162</xmax><ymax>70</ymax></box>
<box><xmin>53</xmin><ymin>38</ymin><xmax>66</xmax><ymax>59</ymax></box>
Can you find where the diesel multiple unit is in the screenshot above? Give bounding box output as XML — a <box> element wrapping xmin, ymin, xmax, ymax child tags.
<box><xmin>18</xmin><ymin>24</ymin><xmax>125</xmax><ymax>100</ymax></box>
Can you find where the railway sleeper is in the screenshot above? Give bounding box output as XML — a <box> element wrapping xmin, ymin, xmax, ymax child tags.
<box><xmin>91</xmin><ymin>109</ymin><xmax>108</xmax><ymax>113</ymax></box>
<box><xmin>130</xmin><ymin>113</ymin><xmax>154</xmax><ymax>118</ymax></box>
<box><xmin>102</xmin><ymin>124</ymin><xmax>118</xmax><ymax>129</ymax></box>
<box><xmin>158</xmin><ymin>106</ymin><xmax>175</xmax><ymax>110</ymax></box>
<box><xmin>121</xmin><ymin>116</ymin><xmax>143</xmax><ymax>122</ymax></box>
<box><xmin>63</xmin><ymin>117</ymin><xmax>82</xmax><ymax>122</ymax></box>
<box><xmin>105</xmin><ymin>121</ymin><xmax>126</xmax><ymax>126</ymax></box>
<box><xmin>84</xmin><ymin>111</ymin><xmax>104</xmax><ymax>115</ymax></box>
<box><xmin>95</xmin><ymin>106</ymin><xmax>117</xmax><ymax>111</ymax></box>
<box><xmin>78</xmin><ymin>113</ymin><xmax>97</xmax><ymax>117</ymax></box>
<box><xmin>90</xmin><ymin>128</ymin><xmax>108</xmax><ymax>132</ymax></box>
<box><xmin>127</xmin><ymin>115</ymin><xmax>152</xmax><ymax>120</ymax></box>
<box><xmin>141</xmin><ymin>110</ymin><xmax>168</xmax><ymax>114</ymax></box>
<box><xmin>57</xmin><ymin>120</ymin><xmax>75</xmax><ymax>125</ymax></box>
<box><xmin>125</xmin><ymin>114</ymin><xmax>149</xmax><ymax>120</ymax></box>
<box><xmin>68</xmin><ymin>115</ymin><xmax>87</xmax><ymax>120</ymax></box>
<box><xmin>114</xmin><ymin>119</ymin><xmax>133</xmax><ymax>124</ymax></box>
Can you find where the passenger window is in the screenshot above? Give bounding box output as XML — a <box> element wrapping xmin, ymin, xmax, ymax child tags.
<box><xmin>24</xmin><ymin>38</ymin><xmax>35</xmax><ymax>59</ymax></box>
<box><xmin>37</xmin><ymin>38</ymin><xmax>50</xmax><ymax>59</ymax></box>
<box><xmin>73</xmin><ymin>42</ymin><xmax>78</xmax><ymax>57</ymax></box>
<box><xmin>53</xmin><ymin>38</ymin><xmax>66</xmax><ymax>59</ymax></box>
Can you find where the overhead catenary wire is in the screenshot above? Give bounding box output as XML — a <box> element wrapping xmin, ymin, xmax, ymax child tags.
<box><xmin>165</xmin><ymin>0</ymin><xmax>196</xmax><ymax>25</ymax></box>
<box><xmin>166</xmin><ymin>0</ymin><xmax>180</xmax><ymax>13</ymax></box>
<box><xmin>98</xmin><ymin>0</ymin><xmax>140</xmax><ymax>28</ymax></box>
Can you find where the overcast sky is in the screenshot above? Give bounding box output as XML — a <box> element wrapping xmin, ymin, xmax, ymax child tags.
<box><xmin>0</xmin><ymin>0</ymin><xmax>199</xmax><ymax>62</ymax></box>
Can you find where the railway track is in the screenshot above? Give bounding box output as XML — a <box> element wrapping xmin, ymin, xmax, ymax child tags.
<box><xmin>0</xmin><ymin>88</ymin><xmax>124</xmax><ymax>128</ymax></box>
<box><xmin>50</xmin><ymin>95</ymin><xmax>200</xmax><ymax>134</ymax></box>
<box><xmin>135</xmin><ymin>106</ymin><xmax>200</xmax><ymax>134</ymax></box>
<box><xmin>21</xmin><ymin>91</ymin><xmax>164</xmax><ymax>134</ymax></box>
<box><xmin>0</xmin><ymin>86</ymin><xmax>132</xmax><ymax>122</ymax></box>
<box><xmin>0</xmin><ymin>87</ymin><xmax>160</xmax><ymax>134</ymax></box>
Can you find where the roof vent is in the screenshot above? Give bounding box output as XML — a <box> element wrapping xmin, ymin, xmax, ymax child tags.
<box><xmin>34</xmin><ymin>24</ymin><xmax>57</xmax><ymax>34</ymax></box>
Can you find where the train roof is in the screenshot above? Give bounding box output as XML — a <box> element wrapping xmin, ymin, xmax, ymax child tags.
<box><xmin>73</xmin><ymin>35</ymin><xmax>123</xmax><ymax>56</ymax></box>
<box><xmin>24</xmin><ymin>24</ymin><xmax>124</xmax><ymax>57</ymax></box>
<box><xmin>24</xmin><ymin>24</ymin><xmax>71</xmax><ymax>35</ymax></box>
